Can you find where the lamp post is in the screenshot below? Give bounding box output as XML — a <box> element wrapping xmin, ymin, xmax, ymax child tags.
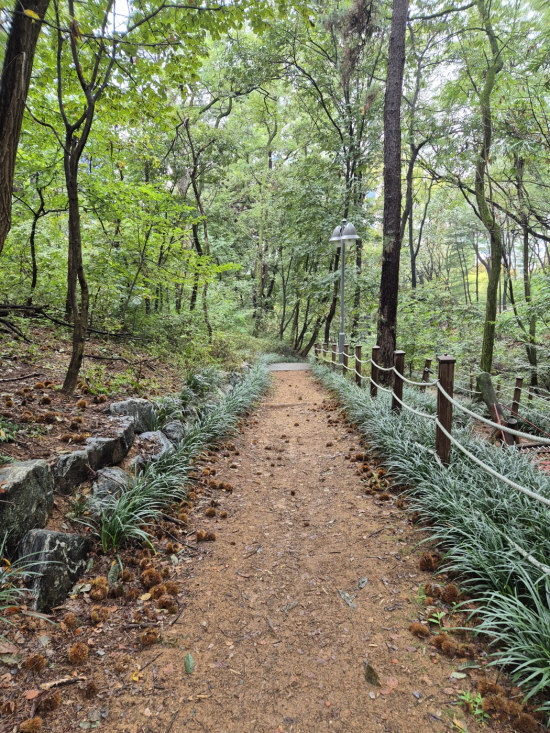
<box><xmin>330</xmin><ymin>219</ymin><xmax>360</xmax><ymax>364</ymax></box>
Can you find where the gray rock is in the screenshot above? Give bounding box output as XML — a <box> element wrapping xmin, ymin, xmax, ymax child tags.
<box><xmin>92</xmin><ymin>467</ymin><xmax>133</xmax><ymax>500</ymax></box>
<box><xmin>54</xmin><ymin>450</ymin><xmax>92</xmax><ymax>495</ymax></box>
<box><xmin>138</xmin><ymin>430</ymin><xmax>174</xmax><ymax>461</ymax></box>
<box><xmin>0</xmin><ymin>461</ymin><xmax>54</xmax><ymax>550</ymax></box>
<box><xmin>18</xmin><ymin>530</ymin><xmax>91</xmax><ymax>612</ymax></box>
<box><xmin>162</xmin><ymin>420</ymin><xmax>186</xmax><ymax>445</ymax></box>
<box><xmin>109</xmin><ymin>398</ymin><xmax>155</xmax><ymax>434</ymax></box>
<box><xmin>85</xmin><ymin>416</ymin><xmax>134</xmax><ymax>470</ymax></box>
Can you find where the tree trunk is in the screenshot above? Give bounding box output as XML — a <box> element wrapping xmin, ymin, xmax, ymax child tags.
<box><xmin>62</xmin><ymin>151</ymin><xmax>89</xmax><ymax>395</ymax></box>
<box><xmin>0</xmin><ymin>0</ymin><xmax>50</xmax><ymax>256</ymax></box>
<box><xmin>376</xmin><ymin>0</ymin><xmax>409</xmax><ymax>375</ymax></box>
<box><xmin>475</xmin><ymin>0</ymin><xmax>504</xmax><ymax>374</ymax></box>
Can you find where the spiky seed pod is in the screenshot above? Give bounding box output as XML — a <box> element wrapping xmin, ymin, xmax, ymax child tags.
<box><xmin>476</xmin><ymin>679</ymin><xmax>505</xmax><ymax>697</ymax></box>
<box><xmin>20</xmin><ymin>411</ymin><xmax>33</xmax><ymax>423</ymax></box>
<box><xmin>63</xmin><ymin>612</ymin><xmax>78</xmax><ymax>630</ymax></box>
<box><xmin>121</xmin><ymin>569</ymin><xmax>134</xmax><ymax>583</ymax></box>
<box><xmin>68</xmin><ymin>642</ymin><xmax>89</xmax><ymax>664</ymax></box>
<box><xmin>418</xmin><ymin>552</ymin><xmax>442</xmax><ymax>572</ymax></box>
<box><xmin>161</xmin><ymin>566</ymin><xmax>171</xmax><ymax>578</ymax></box>
<box><xmin>44</xmin><ymin>381</ymin><xmax>55</xmax><ymax>387</ymax></box>
<box><xmin>126</xmin><ymin>556</ymin><xmax>138</xmax><ymax>567</ymax></box>
<box><xmin>424</xmin><ymin>582</ymin><xmax>441</xmax><ymax>599</ymax></box>
<box><xmin>219</xmin><ymin>511</ymin><xmax>228</xmax><ymax>519</ymax></box>
<box><xmin>139</xmin><ymin>629</ymin><xmax>158</xmax><ymax>646</ymax></box>
<box><xmin>205</xmin><ymin>507</ymin><xmax>216</xmax><ymax>518</ymax></box>
<box><xmin>90</xmin><ymin>606</ymin><xmax>110</xmax><ymax>624</ymax></box>
<box><xmin>22</xmin><ymin>654</ymin><xmax>47</xmax><ymax>673</ymax></box>
<box><xmin>409</xmin><ymin>622</ymin><xmax>430</xmax><ymax>638</ymax></box>
<box><xmin>514</xmin><ymin>713</ymin><xmax>539</xmax><ymax>733</ymax></box>
<box><xmin>34</xmin><ymin>383</ymin><xmax>45</xmax><ymax>390</ymax></box>
<box><xmin>18</xmin><ymin>717</ymin><xmax>43</xmax><ymax>732</ymax></box>
<box><xmin>431</xmin><ymin>634</ymin><xmax>449</xmax><ymax>649</ymax></box>
<box><xmin>440</xmin><ymin>640</ymin><xmax>458</xmax><ymax>657</ymax></box>
<box><xmin>195</xmin><ymin>530</ymin><xmax>206</xmax><ymax>542</ymax></box>
<box><xmin>76</xmin><ymin>399</ymin><xmax>88</xmax><ymax>409</ymax></box>
<box><xmin>205</xmin><ymin>532</ymin><xmax>216</xmax><ymax>542</ymax></box>
<box><xmin>89</xmin><ymin>585</ymin><xmax>107</xmax><ymax>601</ymax></box>
<box><xmin>139</xmin><ymin>558</ymin><xmax>151</xmax><ymax>570</ymax></box>
<box><xmin>3</xmin><ymin>398</ymin><xmax>13</xmax><ymax>407</ymax></box>
<box><xmin>178</xmin><ymin>513</ymin><xmax>189</xmax><ymax>523</ymax></box>
<box><xmin>149</xmin><ymin>584</ymin><xmax>166</xmax><ymax>599</ymax></box>
<box><xmin>156</xmin><ymin>594</ymin><xmax>174</xmax><ymax>610</ymax></box>
<box><xmin>39</xmin><ymin>395</ymin><xmax>51</xmax><ymax>406</ymax></box>
<box><xmin>44</xmin><ymin>412</ymin><xmax>57</xmax><ymax>423</ymax></box>
<box><xmin>141</xmin><ymin>568</ymin><xmax>162</xmax><ymax>589</ymax></box>
<box><xmin>164</xmin><ymin>581</ymin><xmax>178</xmax><ymax>596</ymax></box>
<box><xmin>84</xmin><ymin>680</ymin><xmax>98</xmax><ymax>698</ymax></box>
<box><xmin>441</xmin><ymin>584</ymin><xmax>459</xmax><ymax>605</ymax></box>
<box><xmin>125</xmin><ymin>588</ymin><xmax>139</xmax><ymax>602</ymax></box>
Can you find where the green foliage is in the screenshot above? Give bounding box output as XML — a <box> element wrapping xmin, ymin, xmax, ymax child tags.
<box><xmin>313</xmin><ymin>361</ymin><xmax>550</xmax><ymax>706</ymax></box>
<box><xmin>0</xmin><ymin>417</ymin><xmax>17</xmax><ymax>444</ymax></box>
<box><xmin>82</xmin><ymin>361</ymin><xmax>270</xmax><ymax>552</ymax></box>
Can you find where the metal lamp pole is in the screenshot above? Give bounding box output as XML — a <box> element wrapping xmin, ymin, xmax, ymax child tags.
<box><xmin>330</xmin><ymin>219</ymin><xmax>360</xmax><ymax>364</ymax></box>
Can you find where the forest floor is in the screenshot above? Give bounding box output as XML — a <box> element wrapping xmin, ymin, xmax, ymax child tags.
<box><xmin>0</xmin><ymin>327</ymin><xmax>185</xmax><ymax>466</ymax></box>
<box><xmin>2</xmin><ymin>369</ymin><xmax>542</xmax><ymax>733</ymax></box>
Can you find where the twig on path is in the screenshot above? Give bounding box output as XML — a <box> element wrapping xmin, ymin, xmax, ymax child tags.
<box><xmin>0</xmin><ymin>371</ymin><xmax>45</xmax><ymax>382</ymax></box>
<box><xmin>123</xmin><ymin>622</ymin><xmax>161</xmax><ymax>629</ymax></box>
<box><xmin>140</xmin><ymin>652</ymin><xmax>163</xmax><ymax>672</ymax></box>
<box><xmin>169</xmin><ymin>607</ymin><xmax>185</xmax><ymax>626</ymax></box>
<box><xmin>242</xmin><ymin>545</ymin><xmax>262</xmax><ymax>559</ymax></box>
<box><xmin>367</xmin><ymin>528</ymin><xmax>385</xmax><ymax>538</ymax></box>
<box><xmin>40</xmin><ymin>675</ymin><xmax>86</xmax><ymax>690</ymax></box>
<box><xmin>166</xmin><ymin>709</ymin><xmax>180</xmax><ymax>733</ymax></box>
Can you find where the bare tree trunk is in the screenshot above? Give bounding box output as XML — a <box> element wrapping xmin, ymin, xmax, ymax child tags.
<box><xmin>376</xmin><ymin>0</ymin><xmax>409</xmax><ymax>375</ymax></box>
<box><xmin>0</xmin><ymin>0</ymin><xmax>50</xmax><ymax>256</ymax></box>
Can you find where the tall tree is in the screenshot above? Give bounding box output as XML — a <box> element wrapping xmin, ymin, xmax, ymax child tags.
<box><xmin>376</xmin><ymin>0</ymin><xmax>408</xmax><ymax>369</ymax></box>
<box><xmin>0</xmin><ymin>0</ymin><xmax>50</xmax><ymax>256</ymax></box>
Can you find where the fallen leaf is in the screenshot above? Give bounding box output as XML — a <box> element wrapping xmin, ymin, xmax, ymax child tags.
<box><xmin>338</xmin><ymin>589</ymin><xmax>357</xmax><ymax>608</ymax></box>
<box><xmin>364</xmin><ymin>662</ymin><xmax>380</xmax><ymax>686</ymax></box>
<box><xmin>185</xmin><ymin>652</ymin><xmax>194</xmax><ymax>674</ymax></box>
<box><xmin>451</xmin><ymin>671</ymin><xmax>467</xmax><ymax>679</ymax></box>
<box><xmin>23</xmin><ymin>689</ymin><xmax>40</xmax><ymax>700</ymax></box>
<box><xmin>0</xmin><ymin>642</ymin><xmax>18</xmax><ymax>655</ymax></box>
<box><xmin>140</xmin><ymin>593</ymin><xmax>151</xmax><ymax>601</ymax></box>
<box><xmin>453</xmin><ymin>716</ymin><xmax>467</xmax><ymax>731</ymax></box>
<box><xmin>131</xmin><ymin>670</ymin><xmax>142</xmax><ymax>682</ymax></box>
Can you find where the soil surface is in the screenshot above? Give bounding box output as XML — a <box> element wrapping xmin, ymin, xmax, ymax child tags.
<box><xmin>0</xmin><ymin>328</ymin><xmax>184</xmax><ymax>465</ymax></box>
<box><xmin>2</xmin><ymin>370</ymin><xmax>536</xmax><ymax>732</ymax></box>
<box><xmin>101</xmin><ymin>372</ymin><xmax>517</xmax><ymax>733</ymax></box>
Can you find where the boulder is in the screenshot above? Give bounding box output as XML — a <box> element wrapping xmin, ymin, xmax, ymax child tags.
<box><xmin>162</xmin><ymin>420</ymin><xmax>186</xmax><ymax>445</ymax></box>
<box><xmin>109</xmin><ymin>398</ymin><xmax>155</xmax><ymax>434</ymax></box>
<box><xmin>138</xmin><ymin>430</ymin><xmax>174</xmax><ymax>462</ymax></box>
<box><xmin>85</xmin><ymin>416</ymin><xmax>134</xmax><ymax>470</ymax></box>
<box><xmin>54</xmin><ymin>450</ymin><xmax>92</xmax><ymax>495</ymax></box>
<box><xmin>18</xmin><ymin>530</ymin><xmax>91</xmax><ymax>612</ymax></box>
<box><xmin>0</xmin><ymin>461</ymin><xmax>54</xmax><ymax>550</ymax></box>
<box><xmin>92</xmin><ymin>467</ymin><xmax>133</xmax><ymax>500</ymax></box>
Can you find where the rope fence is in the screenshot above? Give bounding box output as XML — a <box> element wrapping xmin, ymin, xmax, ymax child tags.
<box><xmin>313</xmin><ymin>340</ymin><xmax>550</xmax><ymax>573</ymax></box>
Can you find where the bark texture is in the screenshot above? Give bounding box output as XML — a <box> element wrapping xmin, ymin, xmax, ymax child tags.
<box><xmin>376</xmin><ymin>0</ymin><xmax>409</xmax><ymax>373</ymax></box>
<box><xmin>0</xmin><ymin>0</ymin><xmax>50</xmax><ymax>255</ymax></box>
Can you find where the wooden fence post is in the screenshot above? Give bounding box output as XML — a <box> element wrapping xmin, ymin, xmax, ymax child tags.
<box><xmin>314</xmin><ymin>343</ymin><xmax>320</xmax><ymax>362</ymax></box>
<box><xmin>331</xmin><ymin>343</ymin><xmax>337</xmax><ymax>370</ymax></box>
<box><xmin>421</xmin><ymin>358</ymin><xmax>432</xmax><ymax>392</ymax></box>
<box><xmin>511</xmin><ymin>376</ymin><xmax>523</xmax><ymax>416</ymax></box>
<box><xmin>528</xmin><ymin>386</ymin><xmax>533</xmax><ymax>403</ymax></box>
<box><xmin>355</xmin><ymin>344</ymin><xmax>362</xmax><ymax>387</ymax></box>
<box><xmin>370</xmin><ymin>345</ymin><xmax>380</xmax><ymax>398</ymax></box>
<box><xmin>392</xmin><ymin>350</ymin><xmax>405</xmax><ymax>412</ymax></box>
<box><xmin>436</xmin><ymin>355</ymin><xmax>456</xmax><ymax>467</ymax></box>
<box><xmin>343</xmin><ymin>343</ymin><xmax>349</xmax><ymax>377</ymax></box>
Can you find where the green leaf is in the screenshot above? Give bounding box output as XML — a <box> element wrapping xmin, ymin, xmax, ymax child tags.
<box><xmin>184</xmin><ymin>652</ymin><xmax>195</xmax><ymax>674</ymax></box>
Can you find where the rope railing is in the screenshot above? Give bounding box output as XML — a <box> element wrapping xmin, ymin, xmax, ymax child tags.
<box><xmin>314</xmin><ymin>341</ymin><xmax>550</xmax><ymax>577</ymax></box>
<box><xmin>436</xmin><ymin>383</ymin><xmax>550</xmax><ymax>446</ymax></box>
<box><xmin>434</xmin><ymin>418</ymin><xmax>550</xmax><ymax>508</ymax></box>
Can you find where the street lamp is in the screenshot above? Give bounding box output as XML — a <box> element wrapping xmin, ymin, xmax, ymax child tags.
<box><xmin>330</xmin><ymin>219</ymin><xmax>360</xmax><ymax>364</ymax></box>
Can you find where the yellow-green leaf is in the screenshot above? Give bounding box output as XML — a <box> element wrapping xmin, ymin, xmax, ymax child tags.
<box><xmin>23</xmin><ymin>9</ymin><xmax>40</xmax><ymax>20</ymax></box>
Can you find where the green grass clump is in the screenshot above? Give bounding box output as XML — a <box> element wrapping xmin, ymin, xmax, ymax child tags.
<box><xmin>83</xmin><ymin>361</ymin><xmax>270</xmax><ymax>553</ymax></box>
<box><xmin>312</xmin><ymin>362</ymin><xmax>550</xmax><ymax>711</ymax></box>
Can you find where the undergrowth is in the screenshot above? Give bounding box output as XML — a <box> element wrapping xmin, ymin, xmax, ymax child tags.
<box><xmin>81</xmin><ymin>361</ymin><xmax>270</xmax><ymax>553</ymax></box>
<box><xmin>312</xmin><ymin>361</ymin><xmax>550</xmax><ymax>712</ymax></box>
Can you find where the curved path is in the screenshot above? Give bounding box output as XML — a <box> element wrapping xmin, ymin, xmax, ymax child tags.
<box><xmin>109</xmin><ymin>370</ymin><xmax>499</xmax><ymax>733</ymax></box>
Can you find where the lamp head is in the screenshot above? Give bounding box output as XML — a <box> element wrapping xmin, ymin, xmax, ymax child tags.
<box><xmin>341</xmin><ymin>221</ymin><xmax>359</xmax><ymax>241</ymax></box>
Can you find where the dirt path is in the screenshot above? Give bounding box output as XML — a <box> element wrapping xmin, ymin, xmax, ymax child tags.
<box><xmin>107</xmin><ymin>371</ymin><xmax>504</xmax><ymax>733</ymax></box>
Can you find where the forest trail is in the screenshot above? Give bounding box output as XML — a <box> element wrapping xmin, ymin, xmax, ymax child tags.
<box><xmin>109</xmin><ymin>371</ymin><xmax>498</xmax><ymax>733</ymax></box>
